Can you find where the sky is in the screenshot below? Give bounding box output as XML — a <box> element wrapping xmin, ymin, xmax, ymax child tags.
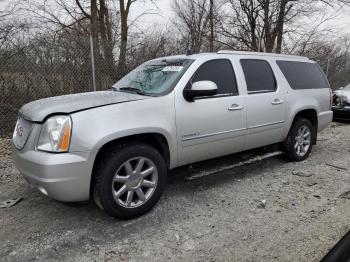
<box><xmin>332</xmin><ymin>7</ymin><xmax>350</xmax><ymax>34</ymax></box>
<box><xmin>129</xmin><ymin>0</ymin><xmax>175</xmax><ymax>30</ymax></box>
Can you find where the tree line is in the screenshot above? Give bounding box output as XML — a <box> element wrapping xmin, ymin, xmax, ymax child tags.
<box><xmin>1</xmin><ymin>0</ymin><xmax>349</xmax><ymax>134</ymax></box>
<box><xmin>1</xmin><ymin>0</ymin><xmax>350</xmax><ymax>89</ymax></box>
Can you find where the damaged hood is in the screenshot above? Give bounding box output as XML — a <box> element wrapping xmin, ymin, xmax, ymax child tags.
<box><xmin>20</xmin><ymin>91</ymin><xmax>149</xmax><ymax>122</ymax></box>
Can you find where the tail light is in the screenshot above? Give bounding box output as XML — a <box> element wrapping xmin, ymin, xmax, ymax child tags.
<box><xmin>329</xmin><ymin>88</ymin><xmax>333</xmax><ymax>110</ymax></box>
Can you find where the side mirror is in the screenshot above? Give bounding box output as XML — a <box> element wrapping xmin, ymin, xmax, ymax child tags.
<box><xmin>183</xmin><ymin>80</ymin><xmax>218</xmax><ymax>102</ymax></box>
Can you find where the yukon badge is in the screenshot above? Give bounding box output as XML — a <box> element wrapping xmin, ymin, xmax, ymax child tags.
<box><xmin>182</xmin><ymin>133</ymin><xmax>200</xmax><ymax>139</ymax></box>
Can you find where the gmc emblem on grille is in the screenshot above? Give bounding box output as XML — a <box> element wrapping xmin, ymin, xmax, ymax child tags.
<box><xmin>16</xmin><ymin>124</ymin><xmax>23</xmax><ymax>137</ymax></box>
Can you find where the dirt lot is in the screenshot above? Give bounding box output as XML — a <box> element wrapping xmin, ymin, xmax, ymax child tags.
<box><xmin>1</xmin><ymin>122</ymin><xmax>350</xmax><ymax>262</ymax></box>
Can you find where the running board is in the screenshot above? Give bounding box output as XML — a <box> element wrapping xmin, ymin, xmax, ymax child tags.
<box><xmin>184</xmin><ymin>151</ymin><xmax>284</xmax><ymax>181</ymax></box>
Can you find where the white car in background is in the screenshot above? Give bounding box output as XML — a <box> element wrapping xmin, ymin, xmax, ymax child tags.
<box><xmin>333</xmin><ymin>84</ymin><xmax>350</xmax><ymax>120</ymax></box>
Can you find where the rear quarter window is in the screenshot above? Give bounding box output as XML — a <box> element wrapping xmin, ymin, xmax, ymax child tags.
<box><xmin>276</xmin><ymin>61</ymin><xmax>329</xmax><ymax>90</ymax></box>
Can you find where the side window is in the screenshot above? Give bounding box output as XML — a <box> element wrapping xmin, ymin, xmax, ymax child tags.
<box><xmin>241</xmin><ymin>59</ymin><xmax>276</xmax><ymax>94</ymax></box>
<box><xmin>190</xmin><ymin>59</ymin><xmax>238</xmax><ymax>96</ymax></box>
<box><xmin>276</xmin><ymin>60</ymin><xmax>330</xmax><ymax>90</ymax></box>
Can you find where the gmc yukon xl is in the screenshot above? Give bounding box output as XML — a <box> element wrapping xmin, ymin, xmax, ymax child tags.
<box><xmin>12</xmin><ymin>51</ymin><xmax>333</xmax><ymax>219</ymax></box>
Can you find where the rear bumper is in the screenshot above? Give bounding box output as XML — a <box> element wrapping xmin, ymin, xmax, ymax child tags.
<box><xmin>332</xmin><ymin>107</ymin><xmax>350</xmax><ymax>120</ymax></box>
<box><xmin>318</xmin><ymin>111</ymin><xmax>333</xmax><ymax>131</ymax></box>
<box><xmin>12</xmin><ymin>146</ymin><xmax>97</xmax><ymax>202</ymax></box>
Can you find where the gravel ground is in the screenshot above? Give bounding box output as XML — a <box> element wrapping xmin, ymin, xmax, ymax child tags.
<box><xmin>1</xmin><ymin>122</ymin><xmax>350</xmax><ymax>262</ymax></box>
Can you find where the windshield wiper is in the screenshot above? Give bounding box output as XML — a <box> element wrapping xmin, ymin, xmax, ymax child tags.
<box><xmin>117</xmin><ymin>87</ymin><xmax>146</xmax><ymax>95</ymax></box>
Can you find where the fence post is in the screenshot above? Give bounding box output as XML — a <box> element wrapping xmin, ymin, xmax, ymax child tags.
<box><xmin>90</xmin><ymin>34</ymin><xmax>97</xmax><ymax>92</ymax></box>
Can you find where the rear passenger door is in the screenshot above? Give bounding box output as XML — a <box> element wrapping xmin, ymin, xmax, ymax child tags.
<box><xmin>175</xmin><ymin>59</ymin><xmax>247</xmax><ymax>166</ymax></box>
<box><xmin>240</xmin><ymin>59</ymin><xmax>286</xmax><ymax>150</ymax></box>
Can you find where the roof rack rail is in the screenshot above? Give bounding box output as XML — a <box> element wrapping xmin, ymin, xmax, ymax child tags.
<box><xmin>217</xmin><ymin>50</ymin><xmax>309</xmax><ymax>60</ymax></box>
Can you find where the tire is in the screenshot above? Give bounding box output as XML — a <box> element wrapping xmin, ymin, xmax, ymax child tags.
<box><xmin>93</xmin><ymin>142</ymin><xmax>167</xmax><ymax>219</ymax></box>
<box><xmin>283</xmin><ymin>118</ymin><xmax>315</xmax><ymax>161</ymax></box>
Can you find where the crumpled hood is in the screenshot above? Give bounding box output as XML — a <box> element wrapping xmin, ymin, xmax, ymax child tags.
<box><xmin>20</xmin><ymin>91</ymin><xmax>149</xmax><ymax>122</ymax></box>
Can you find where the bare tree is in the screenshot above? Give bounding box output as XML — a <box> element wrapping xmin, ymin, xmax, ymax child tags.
<box><xmin>26</xmin><ymin>0</ymin><xmax>118</xmax><ymax>85</ymax></box>
<box><xmin>0</xmin><ymin>0</ymin><xmax>20</xmax><ymax>21</ymax></box>
<box><xmin>220</xmin><ymin>0</ymin><xmax>296</xmax><ymax>52</ymax></box>
<box><xmin>303</xmin><ymin>37</ymin><xmax>350</xmax><ymax>88</ymax></box>
<box><xmin>220</xmin><ymin>0</ymin><xmax>258</xmax><ymax>51</ymax></box>
<box><xmin>116</xmin><ymin>0</ymin><xmax>133</xmax><ymax>79</ymax></box>
<box><xmin>127</xmin><ymin>27</ymin><xmax>184</xmax><ymax>67</ymax></box>
<box><xmin>221</xmin><ymin>0</ymin><xmax>350</xmax><ymax>53</ymax></box>
<box><xmin>261</xmin><ymin>0</ymin><xmax>293</xmax><ymax>53</ymax></box>
<box><xmin>173</xmin><ymin>0</ymin><xmax>210</xmax><ymax>53</ymax></box>
<box><xmin>209</xmin><ymin>0</ymin><xmax>214</xmax><ymax>51</ymax></box>
<box><xmin>206</xmin><ymin>0</ymin><xmax>222</xmax><ymax>52</ymax></box>
<box><xmin>115</xmin><ymin>0</ymin><xmax>160</xmax><ymax>79</ymax></box>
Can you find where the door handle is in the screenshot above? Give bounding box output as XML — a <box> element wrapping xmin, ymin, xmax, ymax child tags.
<box><xmin>271</xmin><ymin>99</ymin><xmax>284</xmax><ymax>105</ymax></box>
<box><xmin>228</xmin><ymin>104</ymin><xmax>244</xmax><ymax>111</ymax></box>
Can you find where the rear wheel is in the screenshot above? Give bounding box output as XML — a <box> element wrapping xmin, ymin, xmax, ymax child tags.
<box><xmin>93</xmin><ymin>143</ymin><xmax>167</xmax><ymax>219</ymax></box>
<box><xmin>283</xmin><ymin>118</ymin><xmax>314</xmax><ymax>161</ymax></box>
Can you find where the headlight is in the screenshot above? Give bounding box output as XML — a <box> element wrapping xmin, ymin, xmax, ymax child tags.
<box><xmin>37</xmin><ymin>115</ymin><xmax>72</xmax><ymax>152</ymax></box>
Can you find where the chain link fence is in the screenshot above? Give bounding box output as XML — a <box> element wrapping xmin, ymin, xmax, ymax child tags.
<box><xmin>0</xmin><ymin>34</ymin><xmax>119</xmax><ymax>138</ymax></box>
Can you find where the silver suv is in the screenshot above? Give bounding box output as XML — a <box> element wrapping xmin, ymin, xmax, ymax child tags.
<box><xmin>12</xmin><ymin>51</ymin><xmax>333</xmax><ymax>219</ymax></box>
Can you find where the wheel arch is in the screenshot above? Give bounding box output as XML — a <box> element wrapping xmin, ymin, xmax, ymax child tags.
<box><xmin>89</xmin><ymin>132</ymin><xmax>172</xmax><ymax>200</ymax></box>
<box><xmin>93</xmin><ymin>132</ymin><xmax>171</xmax><ymax>167</ymax></box>
<box><xmin>290</xmin><ymin>108</ymin><xmax>318</xmax><ymax>145</ymax></box>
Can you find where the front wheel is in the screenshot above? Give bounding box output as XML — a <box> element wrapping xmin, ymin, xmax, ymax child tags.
<box><xmin>93</xmin><ymin>143</ymin><xmax>167</xmax><ymax>219</ymax></box>
<box><xmin>283</xmin><ymin>118</ymin><xmax>315</xmax><ymax>161</ymax></box>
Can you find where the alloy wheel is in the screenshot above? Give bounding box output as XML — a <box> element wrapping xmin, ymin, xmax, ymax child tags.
<box><xmin>294</xmin><ymin>125</ymin><xmax>311</xmax><ymax>157</ymax></box>
<box><xmin>112</xmin><ymin>157</ymin><xmax>158</xmax><ymax>208</ymax></box>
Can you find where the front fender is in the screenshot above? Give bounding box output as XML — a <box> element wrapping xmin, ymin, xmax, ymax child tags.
<box><xmin>68</xmin><ymin>94</ymin><xmax>178</xmax><ymax>168</ymax></box>
<box><xmin>93</xmin><ymin>127</ymin><xmax>177</xmax><ymax>168</ymax></box>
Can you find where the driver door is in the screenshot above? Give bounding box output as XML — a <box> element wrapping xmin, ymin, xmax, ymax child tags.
<box><xmin>175</xmin><ymin>59</ymin><xmax>247</xmax><ymax>166</ymax></box>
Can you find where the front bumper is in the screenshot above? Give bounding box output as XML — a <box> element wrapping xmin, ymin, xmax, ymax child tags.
<box><xmin>332</xmin><ymin>106</ymin><xmax>350</xmax><ymax>120</ymax></box>
<box><xmin>12</xmin><ymin>146</ymin><xmax>98</xmax><ymax>202</ymax></box>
